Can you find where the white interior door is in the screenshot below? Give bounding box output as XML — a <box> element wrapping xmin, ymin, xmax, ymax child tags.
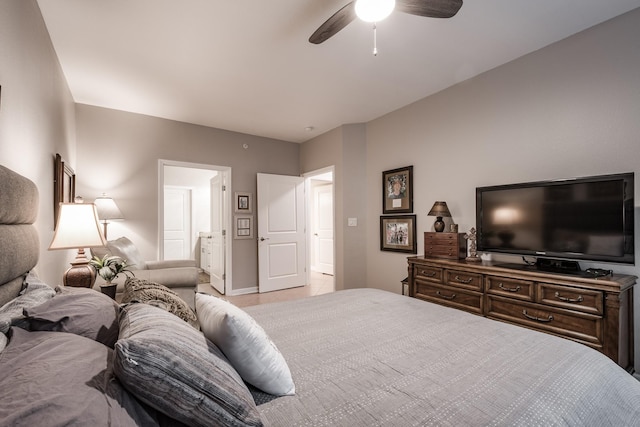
<box><xmin>257</xmin><ymin>173</ymin><xmax>306</xmax><ymax>293</ymax></box>
<box><xmin>313</xmin><ymin>184</ymin><xmax>334</xmax><ymax>275</ymax></box>
<box><xmin>209</xmin><ymin>175</ymin><xmax>225</xmax><ymax>294</ymax></box>
<box><xmin>164</xmin><ymin>187</ymin><xmax>191</xmax><ymax>260</ymax></box>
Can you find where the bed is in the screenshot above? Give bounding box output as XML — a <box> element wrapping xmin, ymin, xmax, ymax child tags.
<box><xmin>2</xmin><ymin>163</ymin><xmax>640</xmax><ymax>427</ymax></box>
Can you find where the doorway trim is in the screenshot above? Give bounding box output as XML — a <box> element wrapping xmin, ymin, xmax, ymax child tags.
<box><xmin>158</xmin><ymin>159</ymin><xmax>232</xmax><ymax>294</ymax></box>
<box><xmin>303</xmin><ymin>166</ymin><xmax>335</xmax><ymax>288</ymax></box>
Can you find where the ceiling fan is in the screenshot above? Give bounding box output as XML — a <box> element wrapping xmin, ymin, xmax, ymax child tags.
<box><xmin>309</xmin><ymin>0</ymin><xmax>463</xmax><ymax>45</ymax></box>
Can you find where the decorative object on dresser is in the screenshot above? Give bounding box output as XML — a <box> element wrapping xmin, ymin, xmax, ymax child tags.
<box><xmin>407</xmin><ymin>256</ymin><xmax>637</xmax><ymax>371</ymax></box>
<box><xmin>380</xmin><ymin>215</ymin><xmax>417</xmax><ymax>253</ymax></box>
<box><xmin>48</xmin><ymin>202</ymin><xmax>107</xmax><ymax>288</ymax></box>
<box><xmin>93</xmin><ymin>193</ymin><xmax>124</xmax><ymax>239</ymax></box>
<box><xmin>424</xmin><ymin>232</ymin><xmax>466</xmax><ymax>259</ymax></box>
<box><xmin>464</xmin><ymin>226</ymin><xmax>481</xmax><ymax>261</ymax></box>
<box><xmin>382</xmin><ymin>165</ymin><xmax>413</xmax><ymax>214</ymax></box>
<box><xmin>427</xmin><ymin>201</ymin><xmax>451</xmax><ymax>232</ymax></box>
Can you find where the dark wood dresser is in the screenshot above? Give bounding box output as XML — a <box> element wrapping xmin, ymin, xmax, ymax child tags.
<box><xmin>407</xmin><ymin>256</ymin><xmax>637</xmax><ymax>372</ymax></box>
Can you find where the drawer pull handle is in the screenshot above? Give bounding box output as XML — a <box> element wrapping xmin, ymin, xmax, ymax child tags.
<box><xmin>498</xmin><ymin>283</ymin><xmax>521</xmax><ymax>292</ymax></box>
<box><xmin>454</xmin><ymin>275</ymin><xmax>473</xmax><ymax>284</ymax></box>
<box><xmin>522</xmin><ymin>310</ymin><xmax>554</xmax><ymax>323</ymax></box>
<box><xmin>436</xmin><ymin>290</ymin><xmax>456</xmax><ymax>300</ymax></box>
<box><xmin>424</xmin><ymin>271</ymin><xmax>437</xmax><ymax>277</ymax></box>
<box><xmin>554</xmin><ymin>292</ymin><xmax>583</xmax><ymax>303</ymax></box>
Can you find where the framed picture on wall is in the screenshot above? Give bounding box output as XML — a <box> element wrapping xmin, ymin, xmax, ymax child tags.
<box><xmin>234</xmin><ymin>215</ymin><xmax>254</xmax><ymax>239</ymax></box>
<box><xmin>53</xmin><ymin>153</ymin><xmax>76</xmax><ymax>229</ymax></box>
<box><xmin>380</xmin><ymin>215</ymin><xmax>417</xmax><ymax>253</ymax></box>
<box><xmin>234</xmin><ymin>192</ymin><xmax>253</xmax><ymax>213</ymax></box>
<box><xmin>382</xmin><ymin>165</ymin><xmax>413</xmax><ymax>214</ymax></box>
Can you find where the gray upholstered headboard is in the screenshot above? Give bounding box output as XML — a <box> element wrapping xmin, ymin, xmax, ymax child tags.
<box><xmin>0</xmin><ymin>165</ymin><xmax>39</xmax><ymax>306</ymax></box>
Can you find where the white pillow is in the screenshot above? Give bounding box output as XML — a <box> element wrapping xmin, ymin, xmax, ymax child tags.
<box><xmin>195</xmin><ymin>292</ymin><xmax>295</xmax><ymax>396</ymax></box>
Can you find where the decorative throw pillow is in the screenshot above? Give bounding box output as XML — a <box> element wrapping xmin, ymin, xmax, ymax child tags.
<box><xmin>0</xmin><ymin>327</ymin><xmax>163</xmax><ymax>426</ymax></box>
<box><xmin>113</xmin><ymin>303</ymin><xmax>263</xmax><ymax>427</ymax></box>
<box><xmin>195</xmin><ymin>292</ymin><xmax>295</xmax><ymax>396</ymax></box>
<box><xmin>23</xmin><ymin>286</ymin><xmax>120</xmax><ymax>348</ymax></box>
<box><xmin>0</xmin><ymin>272</ymin><xmax>55</xmax><ymax>335</ymax></box>
<box><xmin>122</xmin><ymin>277</ymin><xmax>198</xmax><ymax>328</ymax></box>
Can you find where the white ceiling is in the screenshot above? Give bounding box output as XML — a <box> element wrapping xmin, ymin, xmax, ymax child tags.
<box><xmin>37</xmin><ymin>1</ymin><xmax>640</xmax><ymax>143</ymax></box>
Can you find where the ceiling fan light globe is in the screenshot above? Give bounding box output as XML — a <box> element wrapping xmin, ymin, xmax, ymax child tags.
<box><xmin>355</xmin><ymin>0</ymin><xmax>395</xmax><ymax>23</ymax></box>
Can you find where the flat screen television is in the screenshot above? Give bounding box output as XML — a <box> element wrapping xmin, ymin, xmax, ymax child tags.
<box><xmin>476</xmin><ymin>173</ymin><xmax>634</xmax><ymax>267</ymax></box>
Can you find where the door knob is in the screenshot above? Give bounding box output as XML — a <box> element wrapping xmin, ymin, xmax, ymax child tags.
<box><xmin>259</xmin><ymin>237</ymin><xmax>269</xmax><ymax>242</ymax></box>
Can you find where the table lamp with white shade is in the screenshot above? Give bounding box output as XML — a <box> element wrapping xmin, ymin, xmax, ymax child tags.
<box><xmin>48</xmin><ymin>202</ymin><xmax>106</xmax><ymax>287</ymax></box>
<box><xmin>93</xmin><ymin>193</ymin><xmax>124</xmax><ymax>239</ymax></box>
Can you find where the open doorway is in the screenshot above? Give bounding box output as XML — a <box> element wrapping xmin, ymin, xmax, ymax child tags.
<box><xmin>159</xmin><ymin>160</ymin><xmax>232</xmax><ymax>294</ymax></box>
<box><xmin>305</xmin><ymin>167</ymin><xmax>335</xmax><ymax>293</ymax></box>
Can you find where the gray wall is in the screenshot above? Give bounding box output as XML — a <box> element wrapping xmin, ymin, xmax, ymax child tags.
<box><xmin>359</xmin><ymin>9</ymin><xmax>640</xmax><ymax>366</ymax></box>
<box><xmin>74</xmin><ymin>104</ymin><xmax>300</xmax><ymax>292</ymax></box>
<box><xmin>300</xmin><ymin>124</ymin><xmax>368</xmax><ymax>291</ymax></box>
<box><xmin>363</xmin><ymin>7</ymin><xmax>640</xmax><ymax>292</ymax></box>
<box><xmin>0</xmin><ymin>0</ymin><xmax>76</xmax><ymax>287</ymax></box>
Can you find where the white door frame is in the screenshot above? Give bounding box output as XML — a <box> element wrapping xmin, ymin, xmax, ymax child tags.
<box><xmin>158</xmin><ymin>159</ymin><xmax>232</xmax><ymax>294</ymax></box>
<box><xmin>303</xmin><ymin>166</ymin><xmax>335</xmax><ymax>285</ymax></box>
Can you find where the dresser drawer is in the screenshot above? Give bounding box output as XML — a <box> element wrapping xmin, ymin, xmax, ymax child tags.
<box><xmin>415</xmin><ymin>281</ymin><xmax>482</xmax><ymax>315</ymax></box>
<box><xmin>414</xmin><ymin>265</ymin><xmax>442</xmax><ymax>283</ymax></box>
<box><xmin>485</xmin><ymin>276</ymin><xmax>534</xmax><ymax>301</ymax></box>
<box><xmin>486</xmin><ymin>296</ymin><xmax>603</xmax><ymax>346</ymax></box>
<box><xmin>444</xmin><ymin>269</ymin><xmax>483</xmax><ymax>291</ymax></box>
<box><xmin>538</xmin><ymin>283</ymin><xmax>604</xmax><ymax>315</ymax></box>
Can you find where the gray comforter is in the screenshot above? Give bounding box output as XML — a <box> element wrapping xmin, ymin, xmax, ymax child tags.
<box><xmin>246</xmin><ymin>288</ymin><xmax>640</xmax><ymax>426</ymax></box>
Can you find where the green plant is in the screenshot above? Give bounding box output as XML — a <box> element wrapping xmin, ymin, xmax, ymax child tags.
<box><xmin>89</xmin><ymin>254</ymin><xmax>134</xmax><ymax>284</ymax></box>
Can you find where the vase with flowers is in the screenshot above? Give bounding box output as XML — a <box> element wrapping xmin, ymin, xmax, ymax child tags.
<box><xmin>89</xmin><ymin>254</ymin><xmax>134</xmax><ymax>299</ymax></box>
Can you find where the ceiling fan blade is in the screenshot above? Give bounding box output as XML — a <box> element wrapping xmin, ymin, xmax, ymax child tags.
<box><xmin>396</xmin><ymin>0</ymin><xmax>463</xmax><ymax>18</ymax></box>
<box><xmin>309</xmin><ymin>2</ymin><xmax>357</xmax><ymax>44</ymax></box>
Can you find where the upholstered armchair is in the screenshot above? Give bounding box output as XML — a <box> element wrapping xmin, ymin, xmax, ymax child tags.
<box><xmin>90</xmin><ymin>237</ymin><xmax>198</xmax><ymax>308</ymax></box>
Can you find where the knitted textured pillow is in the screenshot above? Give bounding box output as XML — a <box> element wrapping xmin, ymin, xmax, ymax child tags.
<box><xmin>122</xmin><ymin>277</ymin><xmax>198</xmax><ymax>328</ymax></box>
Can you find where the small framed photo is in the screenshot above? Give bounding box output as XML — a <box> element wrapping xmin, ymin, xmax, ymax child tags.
<box><xmin>235</xmin><ymin>192</ymin><xmax>253</xmax><ymax>214</ymax></box>
<box><xmin>380</xmin><ymin>215</ymin><xmax>417</xmax><ymax>253</ymax></box>
<box><xmin>234</xmin><ymin>215</ymin><xmax>254</xmax><ymax>239</ymax></box>
<box><xmin>382</xmin><ymin>166</ymin><xmax>413</xmax><ymax>214</ymax></box>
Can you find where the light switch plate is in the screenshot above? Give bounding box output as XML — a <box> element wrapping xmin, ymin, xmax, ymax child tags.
<box><xmin>348</xmin><ymin>217</ymin><xmax>357</xmax><ymax>227</ymax></box>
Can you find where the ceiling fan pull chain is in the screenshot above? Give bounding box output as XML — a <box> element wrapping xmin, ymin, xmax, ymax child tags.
<box><xmin>373</xmin><ymin>23</ymin><xmax>378</xmax><ymax>56</ymax></box>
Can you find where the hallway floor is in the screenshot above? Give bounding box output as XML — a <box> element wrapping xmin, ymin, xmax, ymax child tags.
<box><xmin>196</xmin><ymin>271</ymin><xmax>334</xmax><ymax>308</ymax></box>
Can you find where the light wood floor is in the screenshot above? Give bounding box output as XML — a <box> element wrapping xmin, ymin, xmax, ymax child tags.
<box><xmin>196</xmin><ymin>271</ymin><xmax>334</xmax><ymax>308</ymax></box>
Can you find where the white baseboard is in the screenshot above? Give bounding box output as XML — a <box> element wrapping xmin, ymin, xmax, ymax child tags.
<box><xmin>227</xmin><ymin>286</ymin><xmax>258</xmax><ymax>296</ymax></box>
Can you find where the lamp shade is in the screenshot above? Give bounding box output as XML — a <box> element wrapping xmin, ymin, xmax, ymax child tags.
<box><xmin>428</xmin><ymin>201</ymin><xmax>452</xmax><ymax>218</ymax></box>
<box><xmin>355</xmin><ymin>0</ymin><xmax>395</xmax><ymax>22</ymax></box>
<box><xmin>49</xmin><ymin>203</ymin><xmax>107</xmax><ymax>250</ymax></box>
<box><xmin>93</xmin><ymin>194</ymin><xmax>124</xmax><ymax>221</ymax></box>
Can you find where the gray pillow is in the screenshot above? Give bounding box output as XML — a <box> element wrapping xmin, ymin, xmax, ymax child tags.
<box><xmin>0</xmin><ymin>272</ymin><xmax>55</xmax><ymax>335</ymax></box>
<box><xmin>122</xmin><ymin>278</ymin><xmax>198</xmax><ymax>328</ymax></box>
<box><xmin>23</xmin><ymin>286</ymin><xmax>120</xmax><ymax>348</ymax></box>
<box><xmin>195</xmin><ymin>292</ymin><xmax>295</xmax><ymax>396</ymax></box>
<box><xmin>113</xmin><ymin>303</ymin><xmax>263</xmax><ymax>427</ymax></box>
<box><xmin>0</xmin><ymin>327</ymin><xmax>163</xmax><ymax>426</ymax></box>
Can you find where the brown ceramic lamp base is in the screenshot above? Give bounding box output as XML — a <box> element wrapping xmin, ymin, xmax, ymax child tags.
<box><xmin>63</xmin><ymin>249</ymin><xmax>97</xmax><ymax>288</ymax></box>
<box><xmin>433</xmin><ymin>217</ymin><xmax>445</xmax><ymax>232</ymax></box>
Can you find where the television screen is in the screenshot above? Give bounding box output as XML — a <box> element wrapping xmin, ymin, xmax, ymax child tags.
<box><xmin>476</xmin><ymin>173</ymin><xmax>634</xmax><ymax>264</ymax></box>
